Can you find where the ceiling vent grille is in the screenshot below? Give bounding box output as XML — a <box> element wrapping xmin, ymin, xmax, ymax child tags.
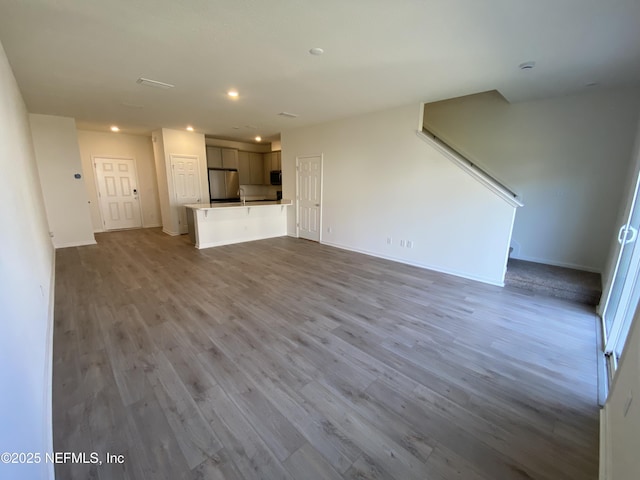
<box><xmin>136</xmin><ymin>77</ymin><xmax>175</xmax><ymax>89</ymax></box>
<box><xmin>278</xmin><ymin>112</ymin><xmax>299</xmax><ymax>118</ymax></box>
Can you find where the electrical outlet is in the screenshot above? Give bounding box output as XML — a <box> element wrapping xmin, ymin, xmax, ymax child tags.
<box><xmin>387</xmin><ymin>237</ymin><xmax>392</xmax><ymax>245</ymax></box>
<box><xmin>400</xmin><ymin>240</ymin><xmax>405</xmax><ymax>247</ymax></box>
<box><xmin>406</xmin><ymin>240</ymin><xmax>413</xmax><ymax>249</ymax></box>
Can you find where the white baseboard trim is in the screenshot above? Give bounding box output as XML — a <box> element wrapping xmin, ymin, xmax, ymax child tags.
<box><xmin>53</xmin><ymin>239</ymin><xmax>97</xmax><ymax>249</ymax></box>
<box><xmin>511</xmin><ymin>253</ymin><xmax>601</xmax><ymax>273</ymax></box>
<box><xmin>143</xmin><ymin>223</ymin><xmax>162</xmax><ymax>228</ymax></box>
<box><xmin>162</xmin><ymin>228</ymin><xmax>180</xmax><ymax>236</ymax></box>
<box><xmin>599</xmin><ymin>406</ymin><xmax>611</xmax><ymax>480</ymax></box>
<box><xmin>321</xmin><ymin>240</ymin><xmax>505</xmax><ymax>287</ymax></box>
<box><xmin>42</xmin><ymin>253</ymin><xmax>55</xmax><ymax>479</ymax></box>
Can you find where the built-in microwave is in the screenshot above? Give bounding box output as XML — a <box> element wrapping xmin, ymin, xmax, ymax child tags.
<box><xmin>270</xmin><ymin>170</ymin><xmax>282</xmax><ymax>186</ymax></box>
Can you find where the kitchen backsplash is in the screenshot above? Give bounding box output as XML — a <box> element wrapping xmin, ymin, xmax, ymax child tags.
<box><xmin>239</xmin><ymin>184</ymin><xmax>280</xmax><ymax>199</ymax></box>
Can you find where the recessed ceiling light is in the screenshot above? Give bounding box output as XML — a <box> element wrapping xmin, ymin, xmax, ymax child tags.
<box><xmin>309</xmin><ymin>47</ymin><xmax>324</xmax><ymax>56</ymax></box>
<box><xmin>136</xmin><ymin>77</ymin><xmax>175</xmax><ymax>89</ymax></box>
<box><xmin>186</xmin><ymin>126</ymin><xmax>194</xmax><ymax>132</ymax></box>
<box><xmin>519</xmin><ymin>61</ymin><xmax>536</xmax><ymax>70</ymax></box>
<box><xmin>110</xmin><ymin>126</ymin><xmax>120</xmax><ymax>132</ymax></box>
<box><xmin>227</xmin><ymin>90</ymin><xmax>239</xmax><ymax>98</ymax></box>
<box><xmin>255</xmin><ymin>136</ymin><xmax>262</xmax><ymax>142</ymax></box>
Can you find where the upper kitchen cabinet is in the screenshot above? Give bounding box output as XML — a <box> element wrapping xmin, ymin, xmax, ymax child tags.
<box><xmin>249</xmin><ymin>152</ymin><xmax>264</xmax><ymax>185</ymax></box>
<box><xmin>263</xmin><ymin>151</ymin><xmax>282</xmax><ymax>184</ymax></box>
<box><xmin>221</xmin><ymin>148</ymin><xmax>238</xmax><ymax>169</ymax></box>
<box><xmin>206</xmin><ymin>146</ymin><xmax>223</xmax><ymax>168</ymax></box>
<box><xmin>264</xmin><ymin>152</ymin><xmax>282</xmax><ymax>185</ymax></box>
<box><xmin>238</xmin><ymin>151</ymin><xmax>251</xmax><ymax>184</ymax></box>
<box><xmin>263</xmin><ymin>152</ymin><xmax>273</xmax><ymax>185</ymax></box>
<box><xmin>272</xmin><ymin>151</ymin><xmax>281</xmax><ymax>170</ymax></box>
<box><xmin>207</xmin><ymin>146</ymin><xmax>238</xmax><ymax>169</ymax></box>
<box><xmin>238</xmin><ymin>151</ymin><xmax>264</xmax><ymax>185</ymax></box>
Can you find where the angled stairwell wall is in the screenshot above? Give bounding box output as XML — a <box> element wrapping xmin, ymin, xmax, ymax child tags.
<box><xmin>423</xmin><ymin>88</ymin><xmax>640</xmax><ymax>273</ymax></box>
<box><xmin>281</xmin><ymin>103</ymin><xmax>520</xmax><ymax>286</ymax></box>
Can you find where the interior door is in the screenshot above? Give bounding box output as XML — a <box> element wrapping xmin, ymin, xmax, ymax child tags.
<box><xmin>602</xmin><ymin>172</ymin><xmax>640</xmax><ymax>369</ymax></box>
<box><xmin>94</xmin><ymin>157</ymin><xmax>142</xmax><ymax>230</ymax></box>
<box><xmin>170</xmin><ymin>155</ymin><xmax>201</xmax><ymax>234</ymax></box>
<box><xmin>297</xmin><ymin>155</ymin><xmax>322</xmax><ymax>241</ymax></box>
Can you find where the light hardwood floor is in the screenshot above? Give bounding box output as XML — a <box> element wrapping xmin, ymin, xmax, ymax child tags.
<box><xmin>53</xmin><ymin>228</ymin><xmax>599</xmax><ymax>479</ymax></box>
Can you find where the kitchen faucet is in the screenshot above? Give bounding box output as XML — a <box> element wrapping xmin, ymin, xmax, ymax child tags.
<box><xmin>239</xmin><ymin>187</ymin><xmax>246</xmax><ymax>205</ymax></box>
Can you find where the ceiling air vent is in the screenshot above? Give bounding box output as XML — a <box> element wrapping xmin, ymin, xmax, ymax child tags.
<box><xmin>278</xmin><ymin>112</ymin><xmax>299</xmax><ymax>118</ymax></box>
<box><xmin>136</xmin><ymin>77</ymin><xmax>175</xmax><ymax>89</ymax></box>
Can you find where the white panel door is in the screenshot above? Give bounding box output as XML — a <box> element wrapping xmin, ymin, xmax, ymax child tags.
<box><xmin>171</xmin><ymin>155</ymin><xmax>202</xmax><ymax>234</ymax></box>
<box><xmin>94</xmin><ymin>157</ymin><xmax>142</xmax><ymax>230</ymax></box>
<box><xmin>298</xmin><ymin>155</ymin><xmax>322</xmax><ymax>241</ymax></box>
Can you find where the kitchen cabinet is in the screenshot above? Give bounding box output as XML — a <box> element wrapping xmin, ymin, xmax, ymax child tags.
<box><xmin>262</xmin><ymin>151</ymin><xmax>282</xmax><ymax>185</ymax></box>
<box><xmin>249</xmin><ymin>152</ymin><xmax>264</xmax><ymax>185</ymax></box>
<box><xmin>238</xmin><ymin>151</ymin><xmax>264</xmax><ymax>185</ymax></box>
<box><xmin>206</xmin><ymin>146</ymin><xmax>223</xmax><ymax>168</ymax></box>
<box><xmin>238</xmin><ymin>151</ymin><xmax>251</xmax><ymax>184</ymax></box>
<box><xmin>272</xmin><ymin>151</ymin><xmax>281</xmax><ymax>171</ymax></box>
<box><xmin>263</xmin><ymin>152</ymin><xmax>273</xmax><ymax>185</ymax></box>
<box><xmin>221</xmin><ymin>148</ymin><xmax>238</xmax><ymax>169</ymax></box>
<box><xmin>207</xmin><ymin>147</ymin><xmax>238</xmax><ymax>170</ymax></box>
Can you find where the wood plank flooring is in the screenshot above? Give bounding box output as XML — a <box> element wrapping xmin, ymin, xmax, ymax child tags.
<box><xmin>53</xmin><ymin>228</ymin><xmax>599</xmax><ymax>479</ymax></box>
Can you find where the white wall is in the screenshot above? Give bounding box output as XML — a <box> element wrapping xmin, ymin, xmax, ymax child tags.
<box><xmin>153</xmin><ymin>128</ymin><xmax>208</xmax><ymax>235</ymax></box>
<box><xmin>423</xmin><ymin>88</ymin><xmax>640</xmax><ymax>272</ymax></box>
<box><xmin>282</xmin><ymin>103</ymin><xmax>517</xmax><ymax>286</ymax></box>
<box><xmin>29</xmin><ymin>114</ymin><xmax>95</xmax><ymax>248</ymax></box>
<box><xmin>76</xmin><ymin>130</ymin><xmax>162</xmax><ymax>231</ymax></box>
<box><xmin>602</xmin><ymin>308</ymin><xmax>640</xmax><ymax>480</ymax></box>
<box><xmin>0</xmin><ymin>41</ymin><xmax>55</xmax><ymax>480</ymax></box>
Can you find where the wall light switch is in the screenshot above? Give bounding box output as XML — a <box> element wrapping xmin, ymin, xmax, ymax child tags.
<box><xmin>387</xmin><ymin>237</ymin><xmax>392</xmax><ymax>245</ymax></box>
<box><xmin>400</xmin><ymin>240</ymin><xmax>405</xmax><ymax>247</ymax></box>
<box><xmin>406</xmin><ymin>240</ymin><xmax>413</xmax><ymax>249</ymax></box>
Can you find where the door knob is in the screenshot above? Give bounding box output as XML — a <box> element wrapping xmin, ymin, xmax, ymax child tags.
<box><xmin>626</xmin><ymin>226</ymin><xmax>638</xmax><ymax>244</ymax></box>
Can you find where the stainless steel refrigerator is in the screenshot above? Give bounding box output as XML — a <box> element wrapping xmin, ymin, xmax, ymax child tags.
<box><xmin>208</xmin><ymin>169</ymin><xmax>239</xmax><ymax>201</ymax></box>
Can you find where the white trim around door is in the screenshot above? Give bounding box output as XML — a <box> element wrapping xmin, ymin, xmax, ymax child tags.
<box><xmin>296</xmin><ymin>154</ymin><xmax>323</xmax><ymax>242</ymax></box>
<box><xmin>169</xmin><ymin>154</ymin><xmax>203</xmax><ymax>235</ymax></box>
<box><xmin>93</xmin><ymin>156</ymin><xmax>144</xmax><ymax>231</ymax></box>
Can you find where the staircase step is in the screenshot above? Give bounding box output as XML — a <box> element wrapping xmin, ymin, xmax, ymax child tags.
<box><xmin>505</xmin><ymin>259</ymin><xmax>602</xmax><ymax>306</ymax></box>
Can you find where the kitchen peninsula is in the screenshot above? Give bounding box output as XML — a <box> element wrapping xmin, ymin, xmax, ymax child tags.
<box><xmin>185</xmin><ymin>200</ymin><xmax>292</xmax><ymax>249</ymax></box>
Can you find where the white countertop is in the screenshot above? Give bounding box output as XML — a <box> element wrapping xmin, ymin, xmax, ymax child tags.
<box><xmin>185</xmin><ymin>199</ymin><xmax>292</xmax><ymax>210</ymax></box>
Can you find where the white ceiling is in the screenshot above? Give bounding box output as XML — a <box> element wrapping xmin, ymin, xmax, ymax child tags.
<box><xmin>1</xmin><ymin>0</ymin><xmax>639</xmax><ymax>141</ymax></box>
